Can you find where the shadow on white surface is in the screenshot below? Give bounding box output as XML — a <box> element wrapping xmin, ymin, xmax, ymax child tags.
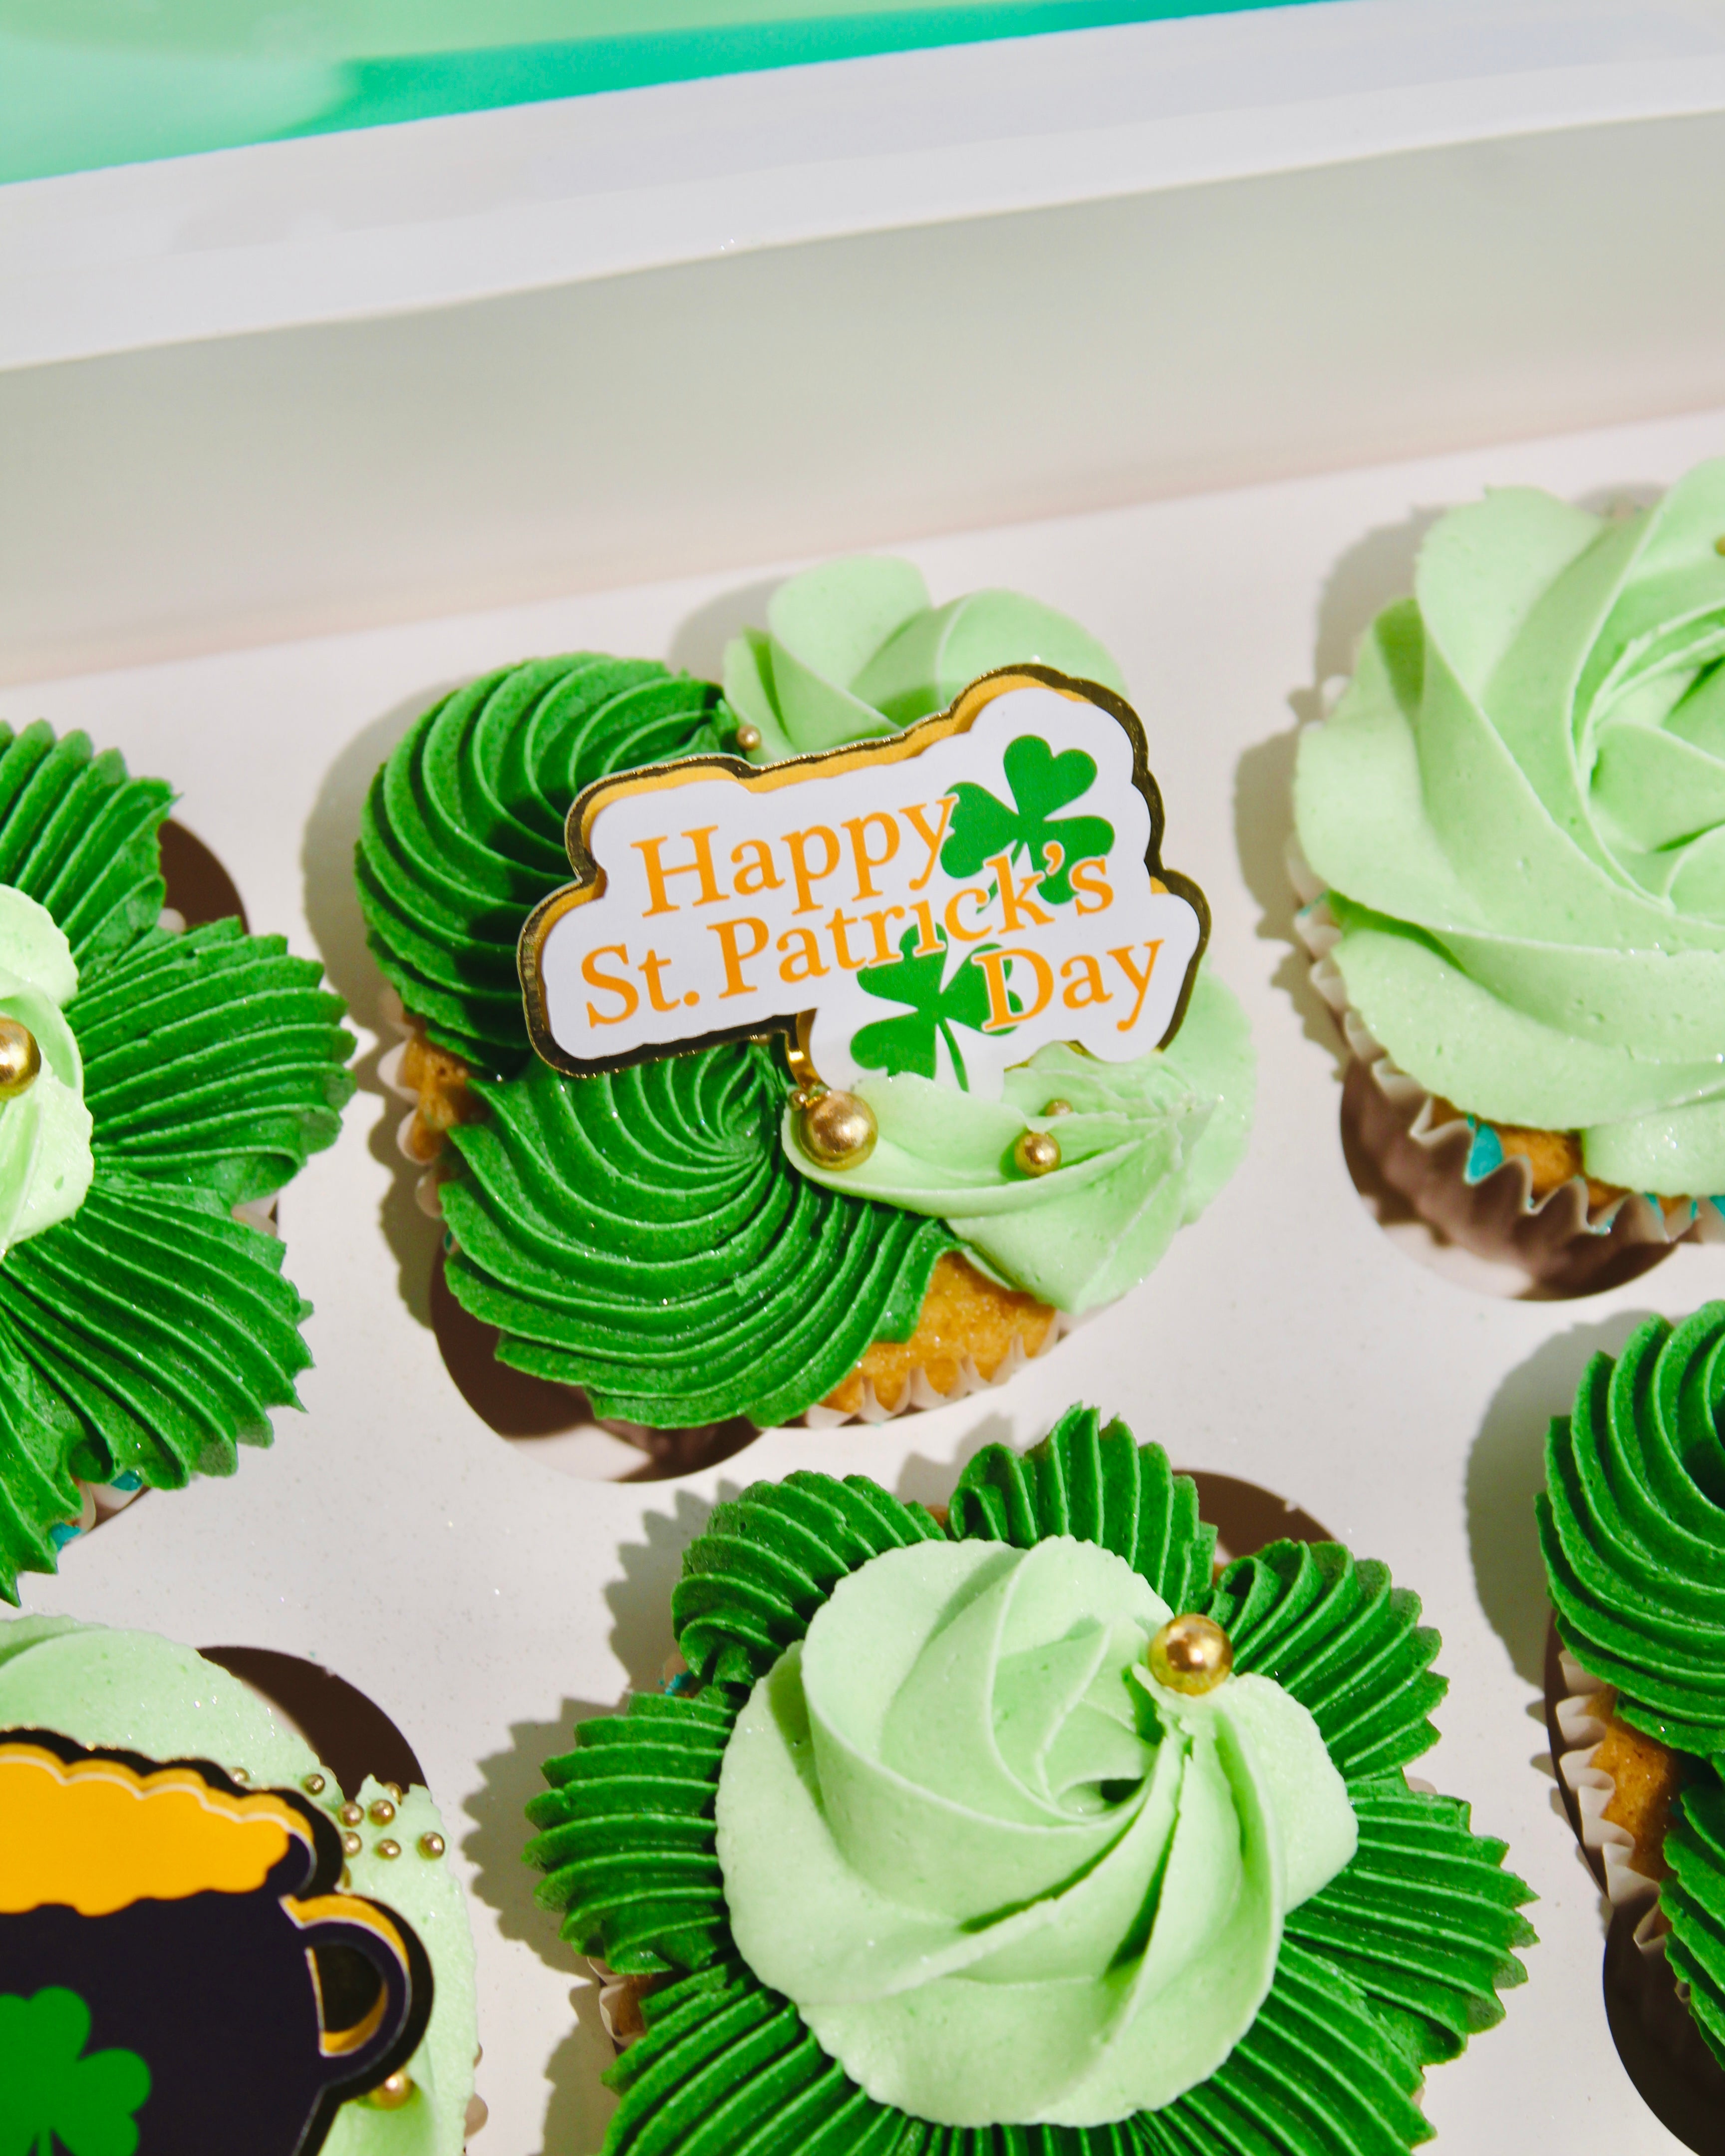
<box><xmin>1465</xmin><ymin>1309</ymin><xmax>1655</xmax><ymax>1686</ymax></box>
<box><xmin>303</xmin><ymin>680</ymin><xmax>459</xmax><ymax>1332</ymax></box>
<box><xmin>605</xmin><ymin>1489</ymin><xmax>715</xmax><ymax>1693</ymax></box>
<box><xmin>666</xmin><ymin>575</ymin><xmax>780</xmax><ymax>685</ymax></box>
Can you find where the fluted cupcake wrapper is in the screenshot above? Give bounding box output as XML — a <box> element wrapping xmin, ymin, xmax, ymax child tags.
<box><xmin>1551</xmin><ymin>1647</ymin><xmax>1667</xmax><ymax>1922</ymax></box>
<box><xmin>1289</xmin><ymin>843</ymin><xmax>1714</xmax><ymax>1288</ymax></box>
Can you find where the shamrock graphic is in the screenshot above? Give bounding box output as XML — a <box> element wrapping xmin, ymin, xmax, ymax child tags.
<box><xmin>0</xmin><ymin>1989</ymin><xmax>150</xmax><ymax>2156</ymax></box>
<box><xmin>940</xmin><ymin>733</ymin><xmax>1115</xmax><ymax>906</ymax></box>
<box><xmin>850</xmin><ymin>925</ymin><xmax>995</xmax><ymax>1090</ymax></box>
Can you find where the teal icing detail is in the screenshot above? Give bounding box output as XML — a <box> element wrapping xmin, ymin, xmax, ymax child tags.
<box><xmin>1463</xmin><ymin>1120</ymin><xmax>1505</xmax><ymax>1185</ymax></box>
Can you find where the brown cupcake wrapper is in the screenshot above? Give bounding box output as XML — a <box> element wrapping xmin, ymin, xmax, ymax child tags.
<box><xmin>1288</xmin><ymin>849</ymin><xmax>1713</xmax><ymax>1284</ymax></box>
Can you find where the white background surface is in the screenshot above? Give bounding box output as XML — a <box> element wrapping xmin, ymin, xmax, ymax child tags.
<box><xmin>5</xmin><ymin>397</ymin><xmax>1724</xmax><ymax>2150</ymax></box>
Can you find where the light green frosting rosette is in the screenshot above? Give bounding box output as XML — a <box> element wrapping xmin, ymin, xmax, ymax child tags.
<box><xmin>724</xmin><ymin>554</ymin><xmax>1128</xmax><ymax>760</ymax></box>
<box><xmin>733</xmin><ymin>558</ymin><xmax>1252</xmax><ymax>1314</ymax></box>
<box><xmin>1296</xmin><ymin>462</ymin><xmax>1725</xmax><ymax>1195</ymax></box>
<box><xmin>785</xmin><ymin>971</ymin><xmax>1253</xmax><ymax>1311</ymax></box>
<box><xmin>718</xmin><ymin>1534</ymin><xmax>1355</xmax><ymax>2127</ymax></box>
<box><xmin>0</xmin><ymin>1618</ymin><xmax>478</xmax><ymax>2155</ymax></box>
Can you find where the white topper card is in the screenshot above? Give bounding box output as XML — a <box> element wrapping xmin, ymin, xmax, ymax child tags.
<box><xmin>520</xmin><ymin>668</ymin><xmax>1208</xmax><ymax>1099</ymax></box>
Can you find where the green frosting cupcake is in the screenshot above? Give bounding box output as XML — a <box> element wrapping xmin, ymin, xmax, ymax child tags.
<box><xmin>1295</xmin><ymin>461</ymin><xmax>1725</xmax><ymax>1198</ymax></box>
<box><xmin>0</xmin><ymin>1618</ymin><xmax>477</xmax><ymax>2153</ymax></box>
<box><xmin>1538</xmin><ymin>1303</ymin><xmax>1725</xmax><ymax>2065</ymax></box>
<box><xmin>357</xmin><ymin>565</ymin><xmax>1252</xmax><ymax>1427</ymax></box>
<box><xmin>0</xmin><ymin>722</ymin><xmax>354</xmax><ymax>1602</ymax></box>
<box><xmin>528</xmin><ymin>1407</ymin><xmax>1534</xmax><ymax>2151</ymax></box>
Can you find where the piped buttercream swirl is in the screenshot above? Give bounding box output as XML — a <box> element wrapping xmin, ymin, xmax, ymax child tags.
<box><xmin>717</xmin><ymin>1534</ymin><xmax>1356</xmax><ymax>2127</ymax></box>
<box><xmin>786</xmin><ymin>971</ymin><xmax>1253</xmax><ymax>1310</ymax></box>
<box><xmin>724</xmin><ymin>555</ymin><xmax>1127</xmax><ymax>760</ymax></box>
<box><xmin>1539</xmin><ymin>1303</ymin><xmax>1725</xmax><ymax>1756</ymax></box>
<box><xmin>356</xmin><ymin>656</ymin><xmax>725</xmax><ymax>1071</ymax></box>
<box><xmin>441</xmin><ymin>1040</ymin><xmax>953</xmax><ymax>1427</ymax></box>
<box><xmin>1296</xmin><ymin>462</ymin><xmax>1725</xmax><ymax>1193</ymax></box>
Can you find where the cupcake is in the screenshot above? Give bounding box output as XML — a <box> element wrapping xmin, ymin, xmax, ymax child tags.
<box><xmin>526</xmin><ymin>1404</ymin><xmax>1534</xmax><ymax>2149</ymax></box>
<box><xmin>0</xmin><ymin>721</ymin><xmax>353</xmax><ymax>1600</ymax></box>
<box><xmin>1293</xmin><ymin>462</ymin><xmax>1725</xmax><ymax>1286</ymax></box>
<box><xmin>358</xmin><ymin>561</ymin><xmax>1252</xmax><ymax>1438</ymax></box>
<box><xmin>0</xmin><ymin>1616</ymin><xmax>479</xmax><ymax>2151</ymax></box>
<box><xmin>1538</xmin><ymin>1303</ymin><xmax>1725</xmax><ymax>2085</ymax></box>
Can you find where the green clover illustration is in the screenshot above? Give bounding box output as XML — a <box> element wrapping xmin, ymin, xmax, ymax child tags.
<box><xmin>940</xmin><ymin>733</ymin><xmax>1115</xmax><ymax>905</ymax></box>
<box><xmin>850</xmin><ymin>925</ymin><xmax>995</xmax><ymax>1089</ymax></box>
<box><xmin>0</xmin><ymin>1989</ymin><xmax>150</xmax><ymax>2156</ymax></box>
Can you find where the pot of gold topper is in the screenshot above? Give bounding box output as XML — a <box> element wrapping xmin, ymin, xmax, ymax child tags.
<box><xmin>520</xmin><ymin>666</ymin><xmax>1209</xmax><ymax>1125</ymax></box>
<box><xmin>0</xmin><ymin>1732</ymin><xmax>433</xmax><ymax>2156</ymax></box>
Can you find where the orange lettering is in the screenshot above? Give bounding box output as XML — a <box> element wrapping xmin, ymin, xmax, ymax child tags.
<box><xmin>1108</xmin><ymin>941</ymin><xmax>1165</xmax><ymax>1033</ymax></box>
<box><xmin>975</xmin><ymin>948</ymin><xmax>1055</xmax><ymax>1033</ymax></box>
<box><xmin>633</xmin><ymin>827</ymin><xmax>725</xmax><ymax>916</ymax></box>
<box><xmin>582</xmin><ymin>945</ymin><xmax>639</xmax><ymax>1026</ymax></box>
<box><xmin>777</xmin><ymin>927</ymin><xmax>828</xmax><ymax>984</ymax></box>
<box><xmin>709</xmin><ymin>916</ymin><xmax>770</xmax><ymax>997</ymax></box>
<box><xmin>986</xmin><ymin>851</ymin><xmax>1054</xmax><ymax>932</ymax></box>
<box><xmin>902</xmin><ymin>797</ymin><xmax>957</xmax><ymax>890</ymax></box>
<box><xmin>860</xmin><ymin>906</ymin><xmax>907</xmax><ymax>964</ymax></box>
<box><xmin>1071</xmin><ymin>857</ymin><xmax>1113</xmax><ymax>915</ymax></box>
<box><xmin>730</xmin><ymin>836</ymin><xmax>784</xmax><ymax>897</ymax></box>
<box><xmin>943</xmin><ymin>888</ymin><xmax>990</xmax><ymax>943</ymax></box>
<box><xmin>1060</xmin><ymin>953</ymin><xmax>1110</xmax><ymax>1009</ymax></box>
<box><xmin>786</xmin><ymin>826</ymin><xmax>842</xmax><ymax>914</ymax></box>
<box><xmin>842</xmin><ymin>812</ymin><xmax>900</xmax><ymax>900</ymax></box>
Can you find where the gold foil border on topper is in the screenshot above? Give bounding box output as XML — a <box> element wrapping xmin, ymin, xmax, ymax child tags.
<box><xmin>517</xmin><ymin>664</ymin><xmax>1211</xmax><ymax>1084</ymax></box>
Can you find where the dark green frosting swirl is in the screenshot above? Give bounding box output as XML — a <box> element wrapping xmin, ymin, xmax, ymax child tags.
<box><xmin>0</xmin><ymin>722</ymin><xmax>354</xmax><ymax>1603</ymax></box>
<box><xmin>75</xmin><ymin>920</ymin><xmax>352</xmax><ymax>1205</ymax></box>
<box><xmin>355</xmin><ymin>656</ymin><xmax>726</xmax><ymax>1072</ymax></box>
<box><xmin>442</xmin><ymin>1043</ymin><xmax>953</xmax><ymax>1429</ymax></box>
<box><xmin>1663</xmin><ymin>1762</ymin><xmax>1725</xmax><ymax>2071</ymax></box>
<box><xmin>0</xmin><ymin>721</ymin><xmax>171</xmax><ymax>977</ymax></box>
<box><xmin>526</xmin><ymin>1406</ymin><xmax>1534</xmax><ymax>2154</ymax></box>
<box><xmin>1538</xmin><ymin>1304</ymin><xmax>1725</xmax><ymax>1756</ymax></box>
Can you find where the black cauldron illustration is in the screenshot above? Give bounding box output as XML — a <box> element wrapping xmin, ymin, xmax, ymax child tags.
<box><xmin>0</xmin><ymin>1730</ymin><xmax>432</xmax><ymax>2156</ymax></box>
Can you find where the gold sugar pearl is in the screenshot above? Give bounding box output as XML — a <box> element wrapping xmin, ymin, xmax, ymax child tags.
<box><xmin>229</xmin><ymin>1767</ymin><xmax>251</xmax><ymax>1785</ymax></box>
<box><xmin>0</xmin><ymin>1019</ymin><xmax>40</xmax><ymax>1102</ymax></box>
<box><xmin>799</xmin><ymin>1088</ymin><xmax>877</xmax><ymax>1170</ymax></box>
<box><xmin>384</xmin><ymin>1782</ymin><xmax>405</xmax><ymax>1803</ymax></box>
<box><xmin>1042</xmin><ymin>1098</ymin><xmax>1074</xmax><ymax>1117</ymax></box>
<box><xmin>338</xmin><ymin>1801</ymin><xmax>365</xmax><ymax>1828</ymax></box>
<box><xmin>301</xmin><ymin>1773</ymin><xmax>326</xmax><ymax>1797</ymax></box>
<box><xmin>1147</xmin><ymin>1614</ymin><xmax>1233</xmax><ymax>1696</ymax></box>
<box><xmin>368</xmin><ymin>1798</ymin><xmax>396</xmax><ymax>1826</ymax></box>
<box><xmin>341</xmin><ymin>1830</ymin><xmax>363</xmax><ymax>1858</ymax></box>
<box><xmin>1013</xmin><ymin>1129</ymin><xmax>1061</xmax><ymax>1177</ymax></box>
<box><xmin>734</xmin><ymin>723</ymin><xmax>763</xmax><ymax>754</ymax></box>
<box><xmin>1716</xmin><ymin>535</ymin><xmax>1725</xmax><ymax>556</ymax></box>
<box><xmin>418</xmin><ymin>1832</ymin><xmax>447</xmax><ymax>1860</ymax></box>
<box><xmin>376</xmin><ymin>1839</ymin><xmax>402</xmax><ymax>1861</ymax></box>
<box><xmin>369</xmin><ymin>2072</ymin><xmax>415</xmax><ymax>2111</ymax></box>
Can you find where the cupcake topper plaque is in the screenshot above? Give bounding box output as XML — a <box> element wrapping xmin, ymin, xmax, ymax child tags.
<box><xmin>0</xmin><ymin>1731</ymin><xmax>433</xmax><ymax>2156</ymax></box>
<box><xmin>521</xmin><ymin>668</ymin><xmax>1209</xmax><ymax>1098</ymax></box>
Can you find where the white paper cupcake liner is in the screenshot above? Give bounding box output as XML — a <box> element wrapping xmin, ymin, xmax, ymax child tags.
<box><xmin>377</xmin><ymin>989</ymin><xmax>461</xmax><ymax>1219</ymax></box>
<box><xmin>1549</xmin><ymin>1647</ymin><xmax>1725</xmax><ymax>2114</ymax></box>
<box><xmin>800</xmin><ymin>1308</ymin><xmax>1078</xmax><ymax>1428</ymax></box>
<box><xmin>1288</xmin><ymin>844</ymin><xmax>1716</xmax><ymax>1286</ymax></box>
<box><xmin>1551</xmin><ymin>1646</ymin><xmax>1667</xmax><ymax>1927</ymax></box>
